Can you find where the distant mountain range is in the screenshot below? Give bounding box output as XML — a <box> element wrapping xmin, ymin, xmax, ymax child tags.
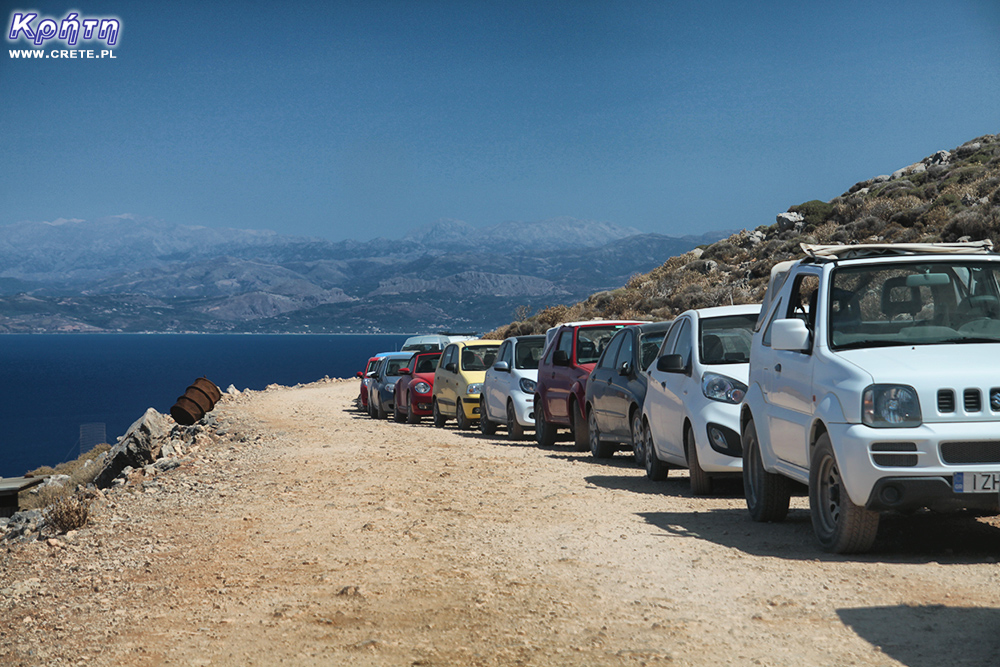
<box><xmin>0</xmin><ymin>216</ymin><xmax>730</xmax><ymax>333</ymax></box>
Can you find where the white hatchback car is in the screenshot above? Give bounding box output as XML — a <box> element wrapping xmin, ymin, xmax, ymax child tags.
<box><xmin>642</xmin><ymin>304</ymin><xmax>760</xmax><ymax>494</ymax></box>
<box><xmin>480</xmin><ymin>334</ymin><xmax>546</xmax><ymax>439</ymax></box>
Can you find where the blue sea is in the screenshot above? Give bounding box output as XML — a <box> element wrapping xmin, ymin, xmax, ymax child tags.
<box><xmin>0</xmin><ymin>334</ymin><xmax>409</xmax><ymax>478</ymax></box>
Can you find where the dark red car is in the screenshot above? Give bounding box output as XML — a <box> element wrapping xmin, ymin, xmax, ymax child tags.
<box><xmin>357</xmin><ymin>355</ymin><xmax>382</xmax><ymax>411</ymax></box>
<box><xmin>534</xmin><ymin>320</ymin><xmax>643</xmax><ymax>448</ymax></box>
<box><xmin>393</xmin><ymin>351</ymin><xmax>442</xmax><ymax>423</ymax></box>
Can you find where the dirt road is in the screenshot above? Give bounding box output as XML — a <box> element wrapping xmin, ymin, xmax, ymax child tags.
<box><xmin>3</xmin><ymin>379</ymin><xmax>1000</xmax><ymax>666</ymax></box>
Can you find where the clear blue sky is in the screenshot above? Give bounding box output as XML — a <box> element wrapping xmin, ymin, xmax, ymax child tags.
<box><xmin>2</xmin><ymin>0</ymin><xmax>999</xmax><ymax>241</ymax></box>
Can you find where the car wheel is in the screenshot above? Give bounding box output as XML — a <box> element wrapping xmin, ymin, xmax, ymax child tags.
<box><xmin>376</xmin><ymin>395</ymin><xmax>387</xmax><ymax>420</ymax></box>
<box><xmin>571</xmin><ymin>401</ymin><xmax>589</xmax><ymax>452</ymax></box>
<box><xmin>685</xmin><ymin>425</ymin><xmax>712</xmax><ymax>496</ymax></box>
<box><xmin>535</xmin><ymin>400</ymin><xmax>556</xmax><ymax>447</ymax></box>
<box><xmin>406</xmin><ymin>403</ymin><xmax>420</xmax><ymax>424</ymax></box>
<box><xmin>630</xmin><ymin>409</ymin><xmax>645</xmax><ymax>467</ymax></box>
<box><xmin>393</xmin><ymin>399</ymin><xmax>406</xmax><ymax>423</ymax></box>
<box><xmin>742</xmin><ymin>417</ymin><xmax>791</xmax><ymax>522</ymax></box>
<box><xmin>456</xmin><ymin>402</ymin><xmax>471</xmax><ymax>431</ymax></box>
<box><xmin>588</xmin><ymin>409</ymin><xmax>615</xmax><ymax>459</ymax></box>
<box><xmin>480</xmin><ymin>404</ymin><xmax>497</xmax><ymax>435</ymax></box>
<box><xmin>809</xmin><ymin>433</ymin><xmax>880</xmax><ymax>554</ymax></box>
<box><xmin>507</xmin><ymin>401</ymin><xmax>525</xmax><ymax>440</ymax></box>
<box><xmin>432</xmin><ymin>399</ymin><xmax>447</xmax><ymax>428</ymax></box>
<box><xmin>644</xmin><ymin>420</ymin><xmax>669</xmax><ymax>481</ymax></box>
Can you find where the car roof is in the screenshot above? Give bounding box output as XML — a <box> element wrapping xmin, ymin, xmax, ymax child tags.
<box><xmin>678</xmin><ymin>304</ymin><xmax>761</xmax><ymax>319</ymax></box>
<box><xmin>510</xmin><ymin>334</ymin><xmax>546</xmax><ymax>343</ymax></box>
<box><xmin>454</xmin><ymin>339</ymin><xmax>499</xmax><ymax>348</ymax></box>
<box><xmin>636</xmin><ymin>320</ymin><xmax>673</xmax><ymax>334</ymax></box>
<box><xmin>381</xmin><ymin>351</ymin><xmax>414</xmax><ymax>359</ymax></box>
<box><xmin>551</xmin><ymin>319</ymin><xmax>645</xmax><ymax>329</ymax></box>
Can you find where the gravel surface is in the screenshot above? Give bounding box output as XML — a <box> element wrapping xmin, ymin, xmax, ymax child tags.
<box><xmin>3</xmin><ymin>378</ymin><xmax>1000</xmax><ymax>666</ymax></box>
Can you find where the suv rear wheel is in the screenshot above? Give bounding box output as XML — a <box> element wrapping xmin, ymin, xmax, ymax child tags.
<box><xmin>809</xmin><ymin>433</ymin><xmax>880</xmax><ymax>554</ymax></box>
<box><xmin>588</xmin><ymin>409</ymin><xmax>615</xmax><ymax>459</ymax></box>
<box><xmin>535</xmin><ymin>399</ymin><xmax>556</xmax><ymax>447</ymax></box>
<box><xmin>572</xmin><ymin>401</ymin><xmax>589</xmax><ymax>452</ymax></box>
<box><xmin>742</xmin><ymin>417</ymin><xmax>791</xmax><ymax>522</ymax></box>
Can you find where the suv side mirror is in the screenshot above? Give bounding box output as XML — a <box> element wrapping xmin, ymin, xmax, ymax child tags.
<box><xmin>399</xmin><ymin>368</ymin><xmax>411</xmax><ymax>375</ymax></box>
<box><xmin>356</xmin><ymin>371</ymin><xmax>364</xmax><ymax>378</ymax></box>
<box><xmin>445</xmin><ymin>362</ymin><xmax>457</xmax><ymax>373</ymax></box>
<box><xmin>617</xmin><ymin>361</ymin><xmax>632</xmax><ymax>377</ymax></box>
<box><xmin>772</xmin><ymin>318</ymin><xmax>811</xmax><ymax>352</ymax></box>
<box><xmin>656</xmin><ymin>354</ymin><xmax>687</xmax><ymax>373</ymax></box>
<box><xmin>493</xmin><ymin>361</ymin><xmax>510</xmax><ymax>373</ymax></box>
<box><xmin>553</xmin><ymin>350</ymin><xmax>570</xmax><ymax>366</ymax></box>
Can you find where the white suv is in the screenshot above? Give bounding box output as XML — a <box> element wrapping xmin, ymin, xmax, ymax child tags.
<box><xmin>742</xmin><ymin>241</ymin><xmax>1000</xmax><ymax>553</ymax></box>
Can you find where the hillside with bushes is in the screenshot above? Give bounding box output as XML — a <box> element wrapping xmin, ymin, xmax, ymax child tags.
<box><xmin>487</xmin><ymin>134</ymin><xmax>1000</xmax><ymax>339</ymax></box>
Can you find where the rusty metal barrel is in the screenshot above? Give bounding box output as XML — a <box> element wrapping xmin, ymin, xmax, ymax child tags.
<box><xmin>170</xmin><ymin>377</ymin><xmax>222</xmax><ymax>426</ymax></box>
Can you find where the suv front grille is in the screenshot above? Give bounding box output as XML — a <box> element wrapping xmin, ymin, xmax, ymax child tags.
<box><xmin>938</xmin><ymin>389</ymin><xmax>955</xmax><ymax>413</ymax></box>
<box><xmin>941</xmin><ymin>441</ymin><xmax>1000</xmax><ymax>464</ymax></box>
<box><xmin>964</xmin><ymin>389</ymin><xmax>982</xmax><ymax>413</ymax></box>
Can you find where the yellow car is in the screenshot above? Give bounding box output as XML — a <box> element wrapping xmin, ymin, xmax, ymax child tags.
<box><xmin>432</xmin><ymin>339</ymin><xmax>501</xmax><ymax>430</ymax></box>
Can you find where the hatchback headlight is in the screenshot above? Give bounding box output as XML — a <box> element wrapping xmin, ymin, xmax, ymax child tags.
<box><xmin>863</xmin><ymin>384</ymin><xmax>921</xmax><ymax>427</ymax></box>
<box><xmin>702</xmin><ymin>373</ymin><xmax>747</xmax><ymax>404</ymax></box>
<box><xmin>466</xmin><ymin>383</ymin><xmax>483</xmax><ymax>395</ymax></box>
<box><xmin>413</xmin><ymin>381</ymin><xmax>430</xmax><ymax>394</ymax></box>
<box><xmin>519</xmin><ymin>378</ymin><xmax>536</xmax><ymax>394</ymax></box>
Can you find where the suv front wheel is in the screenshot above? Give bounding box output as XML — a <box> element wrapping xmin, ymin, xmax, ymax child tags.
<box><xmin>742</xmin><ymin>417</ymin><xmax>791</xmax><ymax>522</ymax></box>
<box><xmin>809</xmin><ymin>433</ymin><xmax>880</xmax><ymax>554</ymax></box>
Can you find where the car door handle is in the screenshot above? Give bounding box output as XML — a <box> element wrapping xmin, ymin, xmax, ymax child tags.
<box><xmin>775</xmin><ymin>363</ymin><xmax>782</xmax><ymax>373</ymax></box>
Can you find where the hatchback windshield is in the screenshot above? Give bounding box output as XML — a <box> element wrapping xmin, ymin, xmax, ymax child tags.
<box><xmin>829</xmin><ymin>261</ymin><xmax>1000</xmax><ymax>350</ymax></box>
<box><xmin>699</xmin><ymin>315</ymin><xmax>755</xmax><ymax>364</ymax></box>
<box><xmin>461</xmin><ymin>345</ymin><xmax>499</xmax><ymax>371</ymax></box>
<box><xmin>514</xmin><ymin>339</ymin><xmax>545</xmax><ymax>370</ymax></box>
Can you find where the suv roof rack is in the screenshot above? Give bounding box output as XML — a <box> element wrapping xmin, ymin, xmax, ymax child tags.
<box><xmin>801</xmin><ymin>240</ymin><xmax>994</xmax><ymax>260</ymax></box>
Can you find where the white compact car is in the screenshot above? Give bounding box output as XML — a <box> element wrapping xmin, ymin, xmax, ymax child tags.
<box><xmin>642</xmin><ymin>304</ymin><xmax>760</xmax><ymax>494</ymax></box>
<box><xmin>741</xmin><ymin>241</ymin><xmax>1000</xmax><ymax>553</ymax></box>
<box><xmin>480</xmin><ymin>334</ymin><xmax>546</xmax><ymax>439</ymax></box>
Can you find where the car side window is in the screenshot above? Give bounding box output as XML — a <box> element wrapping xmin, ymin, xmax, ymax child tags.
<box><xmin>761</xmin><ymin>298</ymin><xmax>784</xmax><ymax>347</ymax></box>
<box><xmin>556</xmin><ymin>329</ymin><xmax>574</xmax><ymax>360</ymax></box>
<box><xmin>660</xmin><ymin>319</ymin><xmax>683</xmax><ymax>357</ymax></box>
<box><xmin>672</xmin><ymin>319</ymin><xmax>693</xmax><ymax>367</ymax></box>
<box><xmin>496</xmin><ymin>341</ymin><xmax>510</xmax><ymax>367</ymax></box>
<box><xmin>787</xmin><ymin>274</ymin><xmax>820</xmax><ymax>331</ymax></box>
<box><xmin>597</xmin><ymin>331</ymin><xmax>624</xmax><ymax>369</ymax></box>
<box><xmin>614</xmin><ymin>331</ymin><xmax>634</xmax><ymax>368</ymax></box>
<box><xmin>440</xmin><ymin>345</ymin><xmax>456</xmax><ymax>370</ymax></box>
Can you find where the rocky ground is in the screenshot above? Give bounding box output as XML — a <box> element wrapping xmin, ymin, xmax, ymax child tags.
<box><xmin>3</xmin><ymin>379</ymin><xmax>1000</xmax><ymax>666</ymax></box>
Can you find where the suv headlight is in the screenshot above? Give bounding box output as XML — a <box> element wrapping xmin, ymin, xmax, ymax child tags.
<box><xmin>702</xmin><ymin>373</ymin><xmax>747</xmax><ymax>404</ymax></box>
<box><xmin>519</xmin><ymin>378</ymin><xmax>536</xmax><ymax>394</ymax></box>
<box><xmin>466</xmin><ymin>383</ymin><xmax>483</xmax><ymax>395</ymax></box>
<box><xmin>413</xmin><ymin>381</ymin><xmax>431</xmax><ymax>394</ymax></box>
<box><xmin>862</xmin><ymin>384</ymin><xmax>921</xmax><ymax>427</ymax></box>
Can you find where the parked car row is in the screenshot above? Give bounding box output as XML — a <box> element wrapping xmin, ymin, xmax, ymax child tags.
<box><xmin>357</xmin><ymin>241</ymin><xmax>1000</xmax><ymax>554</ymax></box>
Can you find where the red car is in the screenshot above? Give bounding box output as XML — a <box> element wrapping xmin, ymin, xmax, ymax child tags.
<box><xmin>357</xmin><ymin>355</ymin><xmax>383</xmax><ymax>411</ymax></box>
<box><xmin>393</xmin><ymin>351</ymin><xmax>442</xmax><ymax>423</ymax></box>
<box><xmin>534</xmin><ymin>320</ymin><xmax>643</xmax><ymax>449</ymax></box>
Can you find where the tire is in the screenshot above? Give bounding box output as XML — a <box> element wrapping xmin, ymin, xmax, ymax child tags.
<box><xmin>480</xmin><ymin>405</ymin><xmax>497</xmax><ymax>435</ymax></box>
<box><xmin>393</xmin><ymin>399</ymin><xmax>406</xmax><ymax>423</ymax></box>
<box><xmin>809</xmin><ymin>433</ymin><xmax>880</xmax><ymax>554</ymax></box>
<box><xmin>406</xmin><ymin>403</ymin><xmax>420</xmax><ymax>424</ymax></box>
<box><xmin>456</xmin><ymin>402</ymin><xmax>471</xmax><ymax>431</ymax></box>
<box><xmin>588</xmin><ymin>409</ymin><xmax>615</xmax><ymax>459</ymax></box>
<box><xmin>535</xmin><ymin>400</ymin><xmax>556</xmax><ymax>447</ymax></box>
<box><xmin>432</xmin><ymin>399</ymin><xmax>447</xmax><ymax>428</ymax></box>
<box><xmin>572</xmin><ymin>401</ymin><xmax>589</xmax><ymax>452</ymax></box>
<box><xmin>376</xmin><ymin>395</ymin><xmax>387</xmax><ymax>420</ymax></box>
<box><xmin>507</xmin><ymin>401</ymin><xmax>526</xmax><ymax>440</ymax></box>
<box><xmin>368</xmin><ymin>398</ymin><xmax>377</xmax><ymax>418</ymax></box>
<box><xmin>742</xmin><ymin>417</ymin><xmax>791</xmax><ymax>522</ymax></box>
<box><xmin>630</xmin><ymin>409</ymin><xmax>645</xmax><ymax>467</ymax></box>
<box><xmin>644</xmin><ymin>421</ymin><xmax>669</xmax><ymax>481</ymax></box>
<box><xmin>686</xmin><ymin>425</ymin><xmax>713</xmax><ymax>496</ymax></box>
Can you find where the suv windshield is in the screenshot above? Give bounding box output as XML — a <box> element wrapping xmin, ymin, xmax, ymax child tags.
<box><xmin>461</xmin><ymin>345</ymin><xmax>499</xmax><ymax>371</ymax></box>
<box><xmin>577</xmin><ymin>325</ymin><xmax>629</xmax><ymax>364</ymax></box>
<box><xmin>700</xmin><ymin>315</ymin><xmax>755</xmax><ymax>364</ymax></box>
<box><xmin>829</xmin><ymin>261</ymin><xmax>1000</xmax><ymax>350</ymax></box>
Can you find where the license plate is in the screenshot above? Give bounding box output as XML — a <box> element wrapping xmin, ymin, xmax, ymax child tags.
<box><xmin>953</xmin><ymin>472</ymin><xmax>1000</xmax><ymax>493</ymax></box>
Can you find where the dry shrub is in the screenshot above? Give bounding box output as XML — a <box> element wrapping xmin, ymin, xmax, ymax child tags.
<box><xmin>47</xmin><ymin>491</ymin><xmax>92</xmax><ymax>532</ymax></box>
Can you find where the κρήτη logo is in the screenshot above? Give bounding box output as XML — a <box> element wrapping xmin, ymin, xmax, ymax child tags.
<box><xmin>7</xmin><ymin>11</ymin><xmax>121</xmax><ymax>47</ymax></box>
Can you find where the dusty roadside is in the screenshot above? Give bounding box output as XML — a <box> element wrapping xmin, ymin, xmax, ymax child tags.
<box><xmin>3</xmin><ymin>378</ymin><xmax>1000</xmax><ymax>666</ymax></box>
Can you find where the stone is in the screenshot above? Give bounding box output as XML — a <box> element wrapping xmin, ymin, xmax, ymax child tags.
<box><xmin>226</xmin><ymin>384</ymin><xmax>241</xmax><ymax>396</ymax></box>
<box><xmin>873</xmin><ymin>175</ymin><xmax>891</xmax><ymax>183</ymax></box>
<box><xmin>776</xmin><ymin>211</ymin><xmax>804</xmax><ymax>232</ymax></box>
<box><xmin>957</xmin><ymin>142</ymin><xmax>981</xmax><ymax>158</ymax></box>
<box><xmin>925</xmin><ymin>150</ymin><xmax>951</xmax><ymax>165</ymax></box>
<box><xmin>93</xmin><ymin>409</ymin><xmax>172</xmax><ymax>488</ymax></box>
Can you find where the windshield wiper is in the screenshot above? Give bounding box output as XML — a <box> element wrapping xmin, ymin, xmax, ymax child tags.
<box><xmin>833</xmin><ymin>339</ymin><xmax>912</xmax><ymax>350</ymax></box>
<box><xmin>937</xmin><ymin>337</ymin><xmax>1000</xmax><ymax>344</ymax></box>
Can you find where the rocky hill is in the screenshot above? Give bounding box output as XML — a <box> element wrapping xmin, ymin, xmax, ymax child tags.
<box><xmin>488</xmin><ymin>134</ymin><xmax>1000</xmax><ymax>338</ymax></box>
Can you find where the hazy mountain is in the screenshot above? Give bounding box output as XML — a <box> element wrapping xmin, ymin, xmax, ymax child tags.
<box><xmin>0</xmin><ymin>215</ymin><xmax>728</xmax><ymax>333</ymax></box>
